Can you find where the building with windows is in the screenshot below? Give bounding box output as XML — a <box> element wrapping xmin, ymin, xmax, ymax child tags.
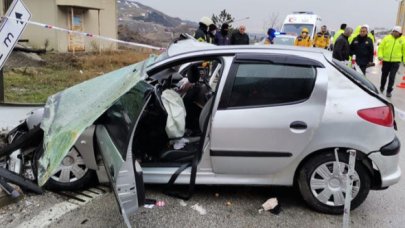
<box><xmin>0</xmin><ymin>0</ymin><xmax>117</xmax><ymax>52</ymax></box>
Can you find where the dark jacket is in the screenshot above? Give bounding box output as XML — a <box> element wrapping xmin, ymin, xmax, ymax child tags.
<box><xmin>194</xmin><ymin>25</ymin><xmax>208</xmax><ymax>42</ymax></box>
<box><xmin>350</xmin><ymin>35</ymin><xmax>374</xmax><ymax>66</ymax></box>
<box><xmin>231</xmin><ymin>32</ymin><xmax>249</xmax><ymax>45</ymax></box>
<box><xmin>333</xmin><ymin>34</ymin><xmax>350</xmax><ymax>61</ymax></box>
<box><xmin>215</xmin><ymin>32</ymin><xmax>230</xmax><ymax>45</ymax></box>
<box><xmin>208</xmin><ymin>32</ymin><xmax>216</xmax><ymax>44</ymax></box>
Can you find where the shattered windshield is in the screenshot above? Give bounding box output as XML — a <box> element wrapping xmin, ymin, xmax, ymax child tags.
<box><xmin>37</xmin><ymin>57</ymin><xmax>155</xmax><ymax>186</ymax></box>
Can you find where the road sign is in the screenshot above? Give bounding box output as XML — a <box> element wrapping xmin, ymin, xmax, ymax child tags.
<box><xmin>0</xmin><ymin>0</ymin><xmax>31</xmax><ymax>69</ymax></box>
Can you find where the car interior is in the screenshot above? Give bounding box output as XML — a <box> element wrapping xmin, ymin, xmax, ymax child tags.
<box><xmin>132</xmin><ymin>57</ymin><xmax>224</xmax><ymax>165</ymax></box>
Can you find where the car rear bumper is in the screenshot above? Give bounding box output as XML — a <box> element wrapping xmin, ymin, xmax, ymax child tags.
<box><xmin>368</xmin><ymin>137</ymin><xmax>401</xmax><ymax>188</ymax></box>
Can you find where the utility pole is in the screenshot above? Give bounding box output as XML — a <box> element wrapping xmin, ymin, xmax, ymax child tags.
<box><xmin>0</xmin><ymin>68</ymin><xmax>4</xmax><ymax>103</ymax></box>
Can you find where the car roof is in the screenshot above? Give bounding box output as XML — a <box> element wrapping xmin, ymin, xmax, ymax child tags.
<box><xmin>166</xmin><ymin>37</ymin><xmax>332</xmax><ymax>62</ymax></box>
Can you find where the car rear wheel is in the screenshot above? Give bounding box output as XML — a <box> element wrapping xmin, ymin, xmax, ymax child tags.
<box><xmin>297</xmin><ymin>151</ymin><xmax>370</xmax><ymax>214</ymax></box>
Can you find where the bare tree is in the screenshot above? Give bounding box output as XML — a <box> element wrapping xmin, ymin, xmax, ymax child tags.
<box><xmin>262</xmin><ymin>12</ymin><xmax>281</xmax><ymax>32</ymax></box>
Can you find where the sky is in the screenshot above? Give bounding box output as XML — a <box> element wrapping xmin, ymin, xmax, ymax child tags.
<box><xmin>135</xmin><ymin>0</ymin><xmax>400</xmax><ymax>34</ymax></box>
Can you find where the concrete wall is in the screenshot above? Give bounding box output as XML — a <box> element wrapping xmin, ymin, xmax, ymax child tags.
<box><xmin>1</xmin><ymin>0</ymin><xmax>117</xmax><ymax>52</ymax></box>
<box><xmin>22</xmin><ymin>0</ymin><xmax>59</xmax><ymax>50</ymax></box>
<box><xmin>83</xmin><ymin>0</ymin><xmax>117</xmax><ymax>52</ymax></box>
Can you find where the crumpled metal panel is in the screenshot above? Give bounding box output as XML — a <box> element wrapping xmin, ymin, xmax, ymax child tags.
<box><xmin>37</xmin><ymin>56</ymin><xmax>157</xmax><ymax>186</ymax></box>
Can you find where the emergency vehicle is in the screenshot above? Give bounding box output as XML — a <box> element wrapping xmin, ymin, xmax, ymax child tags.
<box><xmin>281</xmin><ymin>11</ymin><xmax>322</xmax><ymax>39</ymax></box>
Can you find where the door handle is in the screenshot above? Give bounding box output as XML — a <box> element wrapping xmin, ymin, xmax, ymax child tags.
<box><xmin>290</xmin><ymin>121</ymin><xmax>307</xmax><ymax>130</ymax></box>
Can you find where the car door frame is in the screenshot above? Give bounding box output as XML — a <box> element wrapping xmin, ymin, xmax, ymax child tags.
<box><xmin>95</xmin><ymin>82</ymin><xmax>152</xmax><ymax>227</ymax></box>
<box><xmin>209</xmin><ymin>53</ymin><xmax>327</xmax><ymax>175</ymax></box>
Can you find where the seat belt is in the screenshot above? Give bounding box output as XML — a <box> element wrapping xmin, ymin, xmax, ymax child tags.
<box><xmin>164</xmin><ymin>89</ymin><xmax>216</xmax><ymax>200</ymax></box>
<box><xmin>164</xmin><ymin>151</ymin><xmax>197</xmax><ymax>200</ymax></box>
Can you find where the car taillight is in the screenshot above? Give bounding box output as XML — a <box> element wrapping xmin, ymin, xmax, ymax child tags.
<box><xmin>357</xmin><ymin>106</ymin><xmax>394</xmax><ymax>127</ymax></box>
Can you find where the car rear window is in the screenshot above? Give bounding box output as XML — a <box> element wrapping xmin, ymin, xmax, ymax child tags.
<box><xmin>228</xmin><ymin>63</ymin><xmax>316</xmax><ymax>107</ymax></box>
<box><xmin>332</xmin><ymin>59</ymin><xmax>378</xmax><ymax>93</ymax></box>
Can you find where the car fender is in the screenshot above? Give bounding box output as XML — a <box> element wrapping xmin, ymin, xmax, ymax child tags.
<box><xmin>73</xmin><ymin>125</ymin><xmax>98</xmax><ymax>170</ymax></box>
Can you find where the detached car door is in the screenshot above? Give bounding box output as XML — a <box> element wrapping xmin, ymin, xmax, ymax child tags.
<box><xmin>210</xmin><ymin>53</ymin><xmax>327</xmax><ymax>174</ymax></box>
<box><xmin>95</xmin><ymin>81</ymin><xmax>152</xmax><ymax>226</ymax></box>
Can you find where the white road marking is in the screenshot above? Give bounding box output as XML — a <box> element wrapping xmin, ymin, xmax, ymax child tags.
<box><xmin>15</xmin><ymin>201</ymin><xmax>79</xmax><ymax>228</ymax></box>
<box><xmin>15</xmin><ymin>187</ymin><xmax>107</xmax><ymax>228</ymax></box>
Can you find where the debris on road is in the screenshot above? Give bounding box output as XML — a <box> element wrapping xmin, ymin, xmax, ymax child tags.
<box><xmin>214</xmin><ymin>193</ymin><xmax>219</xmax><ymax>197</ymax></box>
<box><xmin>0</xmin><ymin>183</ymin><xmax>23</xmax><ymax>208</ymax></box>
<box><xmin>156</xmin><ymin>200</ymin><xmax>165</xmax><ymax>207</ymax></box>
<box><xmin>0</xmin><ymin>167</ymin><xmax>43</xmax><ymax>194</ymax></box>
<box><xmin>226</xmin><ymin>201</ymin><xmax>232</xmax><ymax>207</ymax></box>
<box><xmin>0</xmin><ymin>177</ymin><xmax>21</xmax><ymax>198</ymax></box>
<box><xmin>191</xmin><ymin>203</ymin><xmax>207</xmax><ymax>215</ymax></box>
<box><xmin>259</xmin><ymin>198</ymin><xmax>281</xmax><ymax>215</ymax></box>
<box><xmin>144</xmin><ymin>199</ymin><xmax>166</xmax><ymax>209</ymax></box>
<box><xmin>179</xmin><ymin>200</ymin><xmax>187</xmax><ymax>207</ymax></box>
<box><xmin>144</xmin><ymin>199</ymin><xmax>156</xmax><ymax>209</ymax></box>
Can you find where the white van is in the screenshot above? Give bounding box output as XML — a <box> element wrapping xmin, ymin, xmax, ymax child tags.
<box><xmin>281</xmin><ymin>12</ymin><xmax>322</xmax><ymax>39</ymax></box>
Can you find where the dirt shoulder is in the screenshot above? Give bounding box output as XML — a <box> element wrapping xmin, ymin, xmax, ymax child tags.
<box><xmin>3</xmin><ymin>50</ymin><xmax>151</xmax><ymax>104</ymax></box>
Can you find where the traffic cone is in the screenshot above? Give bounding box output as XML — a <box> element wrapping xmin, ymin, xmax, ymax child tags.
<box><xmin>397</xmin><ymin>75</ymin><xmax>405</xmax><ymax>89</ymax></box>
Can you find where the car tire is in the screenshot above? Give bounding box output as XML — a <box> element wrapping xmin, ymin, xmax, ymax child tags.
<box><xmin>44</xmin><ymin>147</ymin><xmax>98</xmax><ymax>191</ymax></box>
<box><xmin>10</xmin><ymin>123</ymin><xmax>98</xmax><ymax>191</ymax></box>
<box><xmin>297</xmin><ymin>151</ymin><xmax>370</xmax><ymax>214</ymax></box>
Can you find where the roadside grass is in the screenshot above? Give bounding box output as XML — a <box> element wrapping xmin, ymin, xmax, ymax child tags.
<box><xmin>4</xmin><ymin>50</ymin><xmax>150</xmax><ymax>103</ymax></box>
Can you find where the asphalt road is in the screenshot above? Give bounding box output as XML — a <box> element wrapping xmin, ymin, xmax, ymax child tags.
<box><xmin>1</xmin><ymin>64</ymin><xmax>405</xmax><ymax>228</ymax></box>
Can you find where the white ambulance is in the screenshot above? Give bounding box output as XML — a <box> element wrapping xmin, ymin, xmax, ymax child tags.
<box><xmin>281</xmin><ymin>12</ymin><xmax>322</xmax><ymax>39</ymax></box>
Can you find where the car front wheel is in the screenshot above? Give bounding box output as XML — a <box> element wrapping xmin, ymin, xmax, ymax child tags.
<box><xmin>297</xmin><ymin>151</ymin><xmax>371</xmax><ymax>214</ymax></box>
<box><xmin>45</xmin><ymin>147</ymin><xmax>97</xmax><ymax>191</ymax></box>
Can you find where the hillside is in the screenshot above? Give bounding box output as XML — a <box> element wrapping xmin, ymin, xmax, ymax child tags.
<box><xmin>117</xmin><ymin>0</ymin><xmax>197</xmax><ymax>47</ymax></box>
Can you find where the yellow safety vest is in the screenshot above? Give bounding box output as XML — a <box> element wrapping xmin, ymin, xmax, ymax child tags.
<box><xmin>294</xmin><ymin>36</ymin><xmax>311</xmax><ymax>47</ymax></box>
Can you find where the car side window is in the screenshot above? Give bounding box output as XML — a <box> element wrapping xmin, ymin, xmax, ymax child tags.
<box><xmin>228</xmin><ymin>63</ymin><xmax>316</xmax><ymax>108</ymax></box>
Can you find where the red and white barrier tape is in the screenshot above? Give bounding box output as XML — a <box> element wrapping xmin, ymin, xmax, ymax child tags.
<box><xmin>2</xmin><ymin>16</ymin><xmax>165</xmax><ymax>51</ymax></box>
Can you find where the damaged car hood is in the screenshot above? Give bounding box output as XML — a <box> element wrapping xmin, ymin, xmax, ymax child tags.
<box><xmin>37</xmin><ymin>56</ymin><xmax>157</xmax><ymax>186</ymax></box>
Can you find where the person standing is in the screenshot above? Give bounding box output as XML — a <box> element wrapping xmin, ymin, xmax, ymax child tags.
<box><xmin>215</xmin><ymin>23</ymin><xmax>231</xmax><ymax>45</ymax></box>
<box><xmin>332</xmin><ymin>27</ymin><xmax>353</xmax><ymax>61</ymax></box>
<box><xmin>313</xmin><ymin>25</ymin><xmax>330</xmax><ymax>49</ymax></box>
<box><xmin>208</xmin><ymin>24</ymin><xmax>217</xmax><ymax>44</ymax></box>
<box><xmin>378</xmin><ymin>26</ymin><xmax>405</xmax><ymax>97</ymax></box>
<box><xmin>230</xmin><ymin>25</ymin><xmax>249</xmax><ymax>45</ymax></box>
<box><xmin>264</xmin><ymin>28</ymin><xmax>276</xmax><ymax>45</ymax></box>
<box><xmin>294</xmin><ymin>28</ymin><xmax>312</xmax><ymax>47</ymax></box>
<box><xmin>333</xmin><ymin>23</ymin><xmax>347</xmax><ymax>44</ymax></box>
<box><xmin>350</xmin><ymin>25</ymin><xmax>374</xmax><ymax>75</ymax></box>
<box><xmin>194</xmin><ymin>17</ymin><xmax>213</xmax><ymax>42</ymax></box>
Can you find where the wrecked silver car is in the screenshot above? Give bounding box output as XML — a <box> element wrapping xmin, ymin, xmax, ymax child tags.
<box><xmin>1</xmin><ymin>38</ymin><xmax>401</xmax><ymax>225</ymax></box>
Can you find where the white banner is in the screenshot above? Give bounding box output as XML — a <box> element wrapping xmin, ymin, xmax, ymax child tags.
<box><xmin>0</xmin><ymin>0</ymin><xmax>31</xmax><ymax>69</ymax></box>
